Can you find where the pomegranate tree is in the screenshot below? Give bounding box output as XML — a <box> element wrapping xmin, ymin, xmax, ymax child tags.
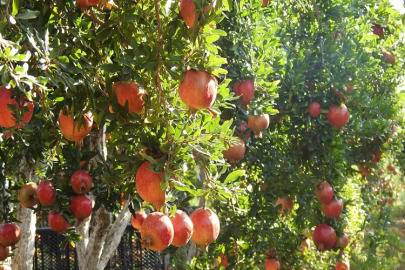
<box><xmin>140</xmin><ymin>212</ymin><xmax>174</xmax><ymax>251</ymax></box>
<box><xmin>70</xmin><ymin>196</ymin><xmax>93</xmax><ymax>220</ymax></box>
<box><xmin>58</xmin><ymin>109</ymin><xmax>93</xmax><ymax>146</ymax></box>
<box><xmin>276</xmin><ymin>197</ymin><xmax>294</xmax><ymax>215</ymax></box>
<box><xmin>170</xmin><ymin>210</ymin><xmax>194</xmax><ymax>248</ymax></box>
<box><xmin>131</xmin><ymin>211</ymin><xmax>148</xmax><ymax>231</ymax></box>
<box><xmin>313</xmin><ymin>224</ymin><xmax>336</xmax><ymax>251</ymax></box>
<box><xmin>18</xmin><ymin>182</ymin><xmax>38</xmax><ymax>208</ymax></box>
<box><xmin>222</xmin><ymin>137</ymin><xmax>246</xmax><ymax>163</ymax></box>
<box><xmin>316</xmin><ymin>182</ymin><xmax>334</xmax><ymax>203</ymax></box>
<box><xmin>248</xmin><ymin>114</ymin><xmax>270</xmax><ymax>138</ymax></box>
<box><xmin>178</xmin><ymin>69</ymin><xmax>217</xmax><ymax>114</ymax></box>
<box><xmin>111</xmin><ymin>81</ymin><xmax>145</xmax><ymax>115</ymax></box>
<box><xmin>327</xmin><ymin>104</ymin><xmax>349</xmax><ymax>128</ymax></box>
<box><xmin>309</xmin><ymin>102</ymin><xmax>321</xmax><ymax>117</ymax></box>
<box><xmin>0</xmin><ymin>224</ymin><xmax>21</xmax><ymax>247</ymax></box>
<box><xmin>233</xmin><ymin>80</ymin><xmax>255</xmax><ymax>105</ymax></box>
<box><xmin>190</xmin><ymin>207</ymin><xmax>220</xmax><ymax>251</ymax></box>
<box><xmin>37</xmin><ymin>181</ymin><xmax>56</xmax><ymax>206</ymax></box>
<box><xmin>135</xmin><ymin>161</ymin><xmax>165</xmax><ymax>211</ymax></box>
<box><xmin>48</xmin><ymin>211</ymin><xmax>69</xmax><ymax>232</ymax></box>
<box><xmin>321</xmin><ymin>198</ymin><xmax>343</xmax><ymax>218</ymax></box>
<box><xmin>70</xmin><ymin>170</ymin><xmax>93</xmax><ymax>194</ymax></box>
<box><xmin>0</xmin><ymin>86</ymin><xmax>34</xmax><ymax>129</ymax></box>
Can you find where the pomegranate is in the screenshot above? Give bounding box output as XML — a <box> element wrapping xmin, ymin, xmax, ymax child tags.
<box><xmin>131</xmin><ymin>211</ymin><xmax>148</xmax><ymax>231</ymax></box>
<box><xmin>18</xmin><ymin>182</ymin><xmax>39</xmax><ymax>208</ymax></box>
<box><xmin>136</xmin><ymin>161</ymin><xmax>165</xmax><ymax>211</ymax></box>
<box><xmin>190</xmin><ymin>207</ymin><xmax>220</xmax><ymax>250</ymax></box>
<box><xmin>262</xmin><ymin>0</ymin><xmax>269</xmax><ymax>7</ymax></box>
<box><xmin>0</xmin><ymin>266</ymin><xmax>11</xmax><ymax>270</ymax></box>
<box><xmin>372</xmin><ymin>24</ymin><xmax>383</xmax><ymax>38</ymax></box>
<box><xmin>387</xmin><ymin>164</ymin><xmax>394</xmax><ymax>171</ymax></box>
<box><xmin>316</xmin><ymin>182</ymin><xmax>334</xmax><ymax>203</ymax></box>
<box><xmin>111</xmin><ymin>81</ymin><xmax>145</xmax><ymax>115</ymax></box>
<box><xmin>0</xmin><ymin>86</ymin><xmax>34</xmax><ymax>129</ymax></box>
<box><xmin>233</xmin><ymin>80</ymin><xmax>255</xmax><ymax>105</ymax></box>
<box><xmin>248</xmin><ymin>114</ymin><xmax>270</xmax><ymax>138</ymax></box>
<box><xmin>321</xmin><ymin>199</ymin><xmax>343</xmax><ymax>218</ymax></box>
<box><xmin>140</xmin><ymin>212</ymin><xmax>174</xmax><ymax>251</ymax></box>
<box><xmin>393</xmin><ymin>169</ymin><xmax>398</xmax><ymax>175</ymax></box>
<box><xmin>276</xmin><ymin>197</ymin><xmax>294</xmax><ymax>214</ymax></box>
<box><xmin>58</xmin><ymin>109</ymin><xmax>93</xmax><ymax>145</ymax></box>
<box><xmin>70</xmin><ymin>196</ymin><xmax>93</xmax><ymax>220</ymax></box>
<box><xmin>0</xmin><ymin>224</ymin><xmax>21</xmax><ymax>246</ymax></box>
<box><xmin>77</xmin><ymin>0</ymin><xmax>100</xmax><ymax>6</ymax></box>
<box><xmin>336</xmin><ymin>261</ymin><xmax>350</xmax><ymax>270</ymax></box>
<box><xmin>170</xmin><ymin>210</ymin><xmax>194</xmax><ymax>248</ymax></box>
<box><xmin>336</xmin><ymin>234</ymin><xmax>349</xmax><ymax>249</ymax></box>
<box><xmin>215</xmin><ymin>253</ymin><xmax>229</xmax><ymax>267</ymax></box>
<box><xmin>383</xmin><ymin>52</ymin><xmax>395</xmax><ymax>65</ymax></box>
<box><xmin>327</xmin><ymin>104</ymin><xmax>349</xmax><ymax>128</ymax></box>
<box><xmin>178</xmin><ymin>69</ymin><xmax>217</xmax><ymax>114</ymax></box>
<box><xmin>305</xmin><ymin>81</ymin><xmax>316</xmax><ymax>90</ymax></box>
<box><xmin>70</xmin><ymin>170</ymin><xmax>93</xmax><ymax>194</ymax></box>
<box><xmin>345</xmin><ymin>85</ymin><xmax>354</xmax><ymax>92</ymax></box>
<box><xmin>0</xmin><ymin>244</ymin><xmax>9</xmax><ymax>261</ymax></box>
<box><xmin>265</xmin><ymin>259</ymin><xmax>280</xmax><ymax>270</ymax></box>
<box><xmin>223</xmin><ymin>137</ymin><xmax>246</xmax><ymax>163</ymax></box>
<box><xmin>48</xmin><ymin>210</ymin><xmax>69</xmax><ymax>232</ymax></box>
<box><xmin>238</xmin><ymin>122</ymin><xmax>251</xmax><ymax>138</ymax></box>
<box><xmin>387</xmin><ymin>198</ymin><xmax>393</xmax><ymax>205</ymax></box>
<box><xmin>58</xmin><ymin>170</ymin><xmax>67</xmax><ymax>182</ymax></box>
<box><xmin>37</xmin><ymin>181</ymin><xmax>56</xmax><ymax>206</ymax></box>
<box><xmin>298</xmin><ymin>238</ymin><xmax>311</xmax><ymax>252</ymax></box>
<box><xmin>309</xmin><ymin>102</ymin><xmax>321</xmax><ymax>117</ymax></box>
<box><xmin>313</xmin><ymin>224</ymin><xmax>336</xmax><ymax>251</ymax></box>
<box><xmin>180</xmin><ymin>0</ymin><xmax>197</xmax><ymax>28</ymax></box>
<box><xmin>358</xmin><ymin>165</ymin><xmax>371</xmax><ymax>176</ymax></box>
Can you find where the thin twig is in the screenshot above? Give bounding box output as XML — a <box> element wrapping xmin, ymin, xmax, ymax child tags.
<box><xmin>311</xmin><ymin>0</ymin><xmax>321</xmax><ymax>30</ymax></box>
<box><xmin>89</xmin><ymin>9</ymin><xmax>104</xmax><ymax>26</ymax></box>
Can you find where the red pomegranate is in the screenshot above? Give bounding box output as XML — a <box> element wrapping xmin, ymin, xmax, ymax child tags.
<box><xmin>322</xmin><ymin>199</ymin><xmax>343</xmax><ymax>218</ymax></box>
<box><xmin>0</xmin><ymin>86</ymin><xmax>34</xmax><ymax>129</ymax></box>
<box><xmin>316</xmin><ymin>182</ymin><xmax>334</xmax><ymax>203</ymax></box>
<box><xmin>309</xmin><ymin>102</ymin><xmax>321</xmax><ymax>117</ymax></box>
<box><xmin>111</xmin><ymin>81</ymin><xmax>145</xmax><ymax>115</ymax></box>
<box><xmin>345</xmin><ymin>85</ymin><xmax>354</xmax><ymax>92</ymax></box>
<box><xmin>358</xmin><ymin>165</ymin><xmax>371</xmax><ymax>176</ymax></box>
<box><xmin>387</xmin><ymin>164</ymin><xmax>394</xmax><ymax>171</ymax></box>
<box><xmin>140</xmin><ymin>212</ymin><xmax>174</xmax><ymax>251</ymax></box>
<box><xmin>70</xmin><ymin>196</ymin><xmax>92</xmax><ymax>220</ymax></box>
<box><xmin>222</xmin><ymin>137</ymin><xmax>246</xmax><ymax>163</ymax></box>
<box><xmin>0</xmin><ymin>266</ymin><xmax>11</xmax><ymax>270</ymax></box>
<box><xmin>131</xmin><ymin>211</ymin><xmax>148</xmax><ymax>231</ymax></box>
<box><xmin>58</xmin><ymin>109</ymin><xmax>93</xmax><ymax>145</ymax></box>
<box><xmin>180</xmin><ymin>0</ymin><xmax>197</xmax><ymax>28</ymax></box>
<box><xmin>170</xmin><ymin>210</ymin><xmax>194</xmax><ymax>248</ymax></box>
<box><xmin>276</xmin><ymin>197</ymin><xmax>294</xmax><ymax>214</ymax></box>
<box><xmin>48</xmin><ymin>210</ymin><xmax>69</xmax><ymax>232</ymax></box>
<box><xmin>0</xmin><ymin>244</ymin><xmax>9</xmax><ymax>261</ymax></box>
<box><xmin>336</xmin><ymin>234</ymin><xmax>349</xmax><ymax>249</ymax></box>
<box><xmin>178</xmin><ymin>69</ymin><xmax>217</xmax><ymax>114</ymax></box>
<box><xmin>387</xmin><ymin>198</ymin><xmax>393</xmax><ymax>205</ymax></box>
<box><xmin>233</xmin><ymin>80</ymin><xmax>255</xmax><ymax>105</ymax></box>
<box><xmin>0</xmin><ymin>224</ymin><xmax>21</xmax><ymax>247</ymax></box>
<box><xmin>215</xmin><ymin>253</ymin><xmax>229</xmax><ymax>267</ymax></box>
<box><xmin>383</xmin><ymin>52</ymin><xmax>395</xmax><ymax>65</ymax></box>
<box><xmin>58</xmin><ymin>170</ymin><xmax>67</xmax><ymax>182</ymax></box>
<box><xmin>77</xmin><ymin>0</ymin><xmax>100</xmax><ymax>6</ymax></box>
<box><xmin>248</xmin><ymin>114</ymin><xmax>270</xmax><ymax>138</ymax></box>
<box><xmin>372</xmin><ymin>24</ymin><xmax>383</xmax><ymax>38</ymax></box>
<box><xmin>327</xmin><ymin>104</ymin><xmax>349</xmax><ymax>128</ymax></box>
<box><xmin>265</xmin><ymin>259</ymin><xmax>280</xmax><ymax>270</ymax></box>
<box><xmin>336</xmin><ymin>261</ymin><xmax>350</xmax><ymax>270</ymax></box>
<box><xmin>18</xmin><ymin>182</ymin><xmax>39</xmax><ymax>208</ymax></box>
<box><xmin>298</xmin><ymin>238</ymin><xmax>311</xmax><ymax>252</ymax></box>
<box><xmin>313</xmin><ymin>224</ymin><xmax>336</xmax><ymax>251</ymax></box>
<box><xmin>190</xmin><ymin>207</ymin><xmax>220</xmax><ymax>251</ymax></box>
<box><xmin>37</xmin><ymin>181</ymin><xmax>56</xmax><ymax>206</ymax></box>
<box><xmin>262</xmin><ymin>0</ymin><xmax>269</xmax><ymax>7</ymax></box>
<box><xmin>136</xmin><ymin>161</ymin><xmax>165</xmax><ymax>211</ymax></box>
<box><xmin>238</xmin><ymin>122</ymin><xmax>251</xmax><ymax>138</ymax></box>
<box><xmin>70</xmin><ymin>170</ymin><xmax>93</xmax><ymax>194</ymax></box>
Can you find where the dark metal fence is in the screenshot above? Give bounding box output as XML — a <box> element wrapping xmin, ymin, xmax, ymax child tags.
<box><xmin>34</xmin><ymin>225</ymin><xmax>164</xmax><ymax>270</ymax></box>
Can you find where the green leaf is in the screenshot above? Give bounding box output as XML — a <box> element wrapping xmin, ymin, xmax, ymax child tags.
<box><xmin>224</xmin><ymin>170</ymin><xmax>245</xmax><ymax>184</ymax></box>
<box><xmin>12</xmin><ymin>0</ymin><xmax>18</xmax><ymax>16</ymax></box>
<box><xmin>15</xmin><ymin>10</ymin><xmax>40</xmax><ymax>20</ymax></box>
<box><xmin>98</xmin><ymin>64</ymin><xmax>122</xmax><ymax>73</ymax></box>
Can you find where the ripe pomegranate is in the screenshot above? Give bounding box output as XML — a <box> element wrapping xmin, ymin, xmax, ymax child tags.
<box><xmin>393</xmin><ymin>169</ymin><xmax>398</xmax><ymax>175</ymax></box>
<box><xmin>358</xmin><ymin>165</ymin><xmax>371</xmax><ymax>176</ymax></box>
<box><xmin>387</xmin><ymin>198</ymin><xmax>393</xmax><ymax>205</ymax></box>
<box><xmin>233</xmin><ymin>80</ymin><xmax>255</xmax><ymax>105</ymax></box>
<box><xmin>387</xmin><ymin>164</ymin><xmax>394</xmax><ymax>171</ymax></box>
<box><xmin>136</xmin><ymin>161</ymin><xmax>165</xmax><ymax>211</ymax></box>
<box><xmin>215</xmin><ymin>253</ymin><xmax>229</xmax><ymax>267</ymax></box>
<box><xmin>298</xmin><ymin>239</ymin><xmax>311</xmax><ymax>252</ymax></box>
<box><xmin>322</xmin><ymin>199</ymin><xmax>343</xmax><ymax>218</ymax></box>
<box><xmin>58</xmin><ymin>170</ymin><xmax>67</xmax><ymax>182</ymax></box>
<box><xmin>336</xmin><ymin>234</ymin><xmax>349</xmax><ymax>249</ymax></box>
<box><xmin>70</xmin><ymin>170</ymin><xmax>93</xmax><ymax>194</ymax></box>
<box><xmin>178</xmin><ymin>69</ymin><xmax>217</xmax><ymax>114</ymax></box>
<box><xmin>309</xmin><ymin>102</ymin><xmax>321</xmax><ymax>117</ymax></box>
<box><xmin>313</xmin><ymin>224</ymin><xmax>336</xmax><ymax>251</ymax></box>
<box><xmin>316</xmin><ymin>182</ymin><xmax>334</xmax><ymax>203</ymax></box>
<box><xmin>58</xmin><ymin>109</ymin><xmax>93</xmax><ymax>145</ymax></box>
<box><xmin>111</xmin><ymin>81</ymin><xmax>145</xmax><ymax>115</ymax></box>
<box><xmin>48</xmin><ymin>210</ymin><xmax>69</xmax><ymax>232</ymax></box>
<box><xmin>372</xmin><ymin>24</ymin><xmax>383</xmax><ymax>38</ymax></box>
<box><xmin>327</xmin><ymin>104</ymin><xmax>349</xmax><ymax>128</ymax></box>
<box><xmin>391</xmin><ymin>125</ymin><xmax>397</xmax><ymax>131</ymax></box>
<box><xmin>336</xmin><ymin>261</ymin><xmax>350</xmax><ymax>270</ymax></box>
<box><xmin>140</xmin><ymin>212</ymin><xmax>174</xmax><ymax>251</ymax></box>
<box><xmin>276</xmin><ymin>197</ymin><xmax>294</xmax><ymax>214</ymax></box>
<box><xmin>345</xmin><ymin>85</ymin><xmax>354</xmax><ymax>92</ymax></box>
<box><xmin>131</xmin><ymin>211</ymin><xmax>148</xmax><ymax>231</ymax></box>
<box><xmin>265</xmin><ymin>259</ymin><xmax>280</xmax><ymax>270</ymax></box>
<box><xmin>70</xmin><ymin>196</ymin><xmax>92</xmax><ymax>220</ymax></box>
<box><xmin>170</xmin><ymin>210</ymin><xmax>194</xmax><ymax>248</ymax></box>
<box><xmin>248</xmin><ymin>114</ymin><xmax>270</xmax><ymax>138</ymax></box>
<box><xmin>77</xmin><ymin>0</ymin><xmax>100</xmax><ymax>6</ymax></box>
<box><xmin>190</xmin><ymin>207</ymin><xmax>220</xmax><ymax>251</ymax></box>
<box><xmin>223</xmin><ymin>137</ymin><xmax>246</xmax><ymax>163</ymax></box>
<box><xmin>383</xmin><ymin>52</ymin><xmax>395</xmax><ymax>65</ymax></box>
<box><xmin>18</xmin><ymin>182</ymin><xmax>39</xmax><ymax>208</ymax></box>
<box><xmin>0</xmin><ymin>244</ymin><xmax>9</xmax><ymax>261</ymax></box>
<box><xmin>238</xmin><ymin>122</ymin><xmax>251</xmax><ymax>138</ymax></box>
<box><xmin>0</xmin><ymin>224</ymin><xmax>21</xmax><ymax>246</ymax></box>
<box><xmin>37</xmin><ymin>181</ymin><xmax>56</xmax><ymax>206</ymax></box>
<box><xmin>262</xmin><ymin>0</ymin><xmax>269</xmax><ymax>7</ymax></box>
<box><xmin>0</xmin><ymin>266</ymin><xmax>11</xmax><ymax>270</ymax></box>
<box><xmin>0</xmin><ymin>86</ymin><xmax>34</xmax><ymax>129</ymax></box>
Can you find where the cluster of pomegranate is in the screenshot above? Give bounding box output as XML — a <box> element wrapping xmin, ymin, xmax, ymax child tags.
<box><xmin>309</xmin><ymin>101</ymin><xmax>350</xmax><ymax>129</ymax></box>
<box><xmin>0</xmin><ymin>223</ymin><xmax>21</xmax><ymax>262</ymax></box>
<box><xmin>17</xmin><ymin>170</ymin><xmax>93</xmax><ymax>232</ymax></box>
